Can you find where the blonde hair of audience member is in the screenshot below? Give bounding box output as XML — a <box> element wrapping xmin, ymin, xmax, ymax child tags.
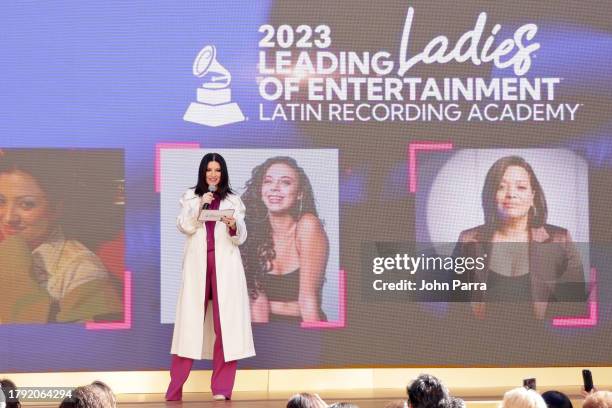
<box><xmin>448</xmin><ymin>397</ymin><xmax>466</xmax><ymax>408</ymax></box>
<box><xmin>71</xmin><ymin>385</ymin><xmax>107</xmax><ymax>408</ymax></box>
<box><xmin>90</xmin><ymin>381</ymin><xmax>116</xmax><ymax>408</ymax></box>
<box><xmin>584</xmin><ymin>391</ymin><xmax>612</xmax><ymax>408</ymax></box>
<box><xmin>500</xmin><ymin>387</ymin><xmax>547</xmax><ymax>408</ymax></box>
<box><xmin>286</xmin><ymin>392</ymin><xmax>328</xmax><ymax>408</ymax></box>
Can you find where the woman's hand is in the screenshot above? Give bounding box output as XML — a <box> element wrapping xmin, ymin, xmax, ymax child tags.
<box><xmin>200</xmin><ymin>192</ymin><xmax>214</xmax><ymax>207</ymax></box>
<box><xmin>221</xmin><ymin>215</ymin><xmax>237</xmax><ymax>230</ymax></box>
<box><xmin>0</xmin><ymin>234</ymin><xmax>50</xmax><ymax>323</ymax></box>
<box><xmin>581</xmin><ymin>386</ymin><xmax>598</xmax><ymax>398</ymax></box>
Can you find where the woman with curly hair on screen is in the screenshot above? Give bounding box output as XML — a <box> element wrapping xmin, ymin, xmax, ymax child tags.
<box><xmin>241</xmin><ymin>156</ymin><xmax>329</xmax><ymax>323</ymax></box>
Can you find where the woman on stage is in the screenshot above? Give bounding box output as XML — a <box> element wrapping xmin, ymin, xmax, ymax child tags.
<box><xmin>166</xmin><ymin>153</ymin><xmax>255</xmax><ymax>401</ymax></box>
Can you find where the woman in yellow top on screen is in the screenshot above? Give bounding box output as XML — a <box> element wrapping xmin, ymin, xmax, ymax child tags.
<box><xmin>0</xmin><ymin>150</ymin><xmax>121</xmax><ymax>323</ymax></box>
<box><xmin>242</xmin><ymin>156</ymin><xmax>329</xmax><ymax>323</ymax></box>
<box><xmin>455</xmin><ymin>155</ymin><xmax>584</xmax><ymax>320</ymax></box>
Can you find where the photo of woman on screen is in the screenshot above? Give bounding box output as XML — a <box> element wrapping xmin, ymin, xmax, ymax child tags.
<box><xmin>241</xmin><ymin>156</ymin><xmax>329</xmax><ymax>323</ymax></box>
<box><xmin>455</xmin><ymin>155</ymin><xmax>585</xmax><ymax>320</ymax></box>
<box><xmin>0</xmin><ymin>150</ymin><xmax>121</xmax><ymax>324</ymax></box>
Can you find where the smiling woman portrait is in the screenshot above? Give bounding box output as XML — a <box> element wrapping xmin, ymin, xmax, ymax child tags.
<box><xmin>0</xmin><ymin>149</ymin><xmax>122</xmax><ymax>324</ymax></box>
<box><xmin>241</xmin><ymin>156</ymin><xmax>329</xmax><ymax>323</ymax></box>
<box><xmin>454</xmin><ymin>155</ymin><xmax>585</xmax><ymax>320</ymax></box>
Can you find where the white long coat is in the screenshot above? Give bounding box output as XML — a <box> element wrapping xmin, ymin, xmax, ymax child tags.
<box><xmin>170</xmin><ymin>189</ymin><xmax>255</xmax><ymax>361</ymax></box>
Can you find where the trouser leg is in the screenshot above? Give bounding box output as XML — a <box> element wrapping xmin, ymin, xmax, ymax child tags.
<box><xmin>166</xmin><ymin>255</ymin><xmax>213</xmax><ymax>401</ymax></box>
<box><xmin>208</xmin><ymin>250</ymin><xmax>238</xmax><ymax>399</ymax></box>
<box><xmin>165</xmin><ymin>354</ymin><xmax>194</xmax><ymax>401</ymax></box>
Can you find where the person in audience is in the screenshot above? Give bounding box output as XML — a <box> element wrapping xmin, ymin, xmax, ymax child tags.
<box><xmin>407</xmin><ymin>374</ymin><xmax>449</xmax><ymax>408</ymax></box>
<box><xmin>59</xmin><ymin>385</ymin><xmax>107</xmax><ymax>408</ymax></box>
<box><xmin>328</xmin><ymin>403</ymin><xmax>359</xmax><ymax>408</ymax></box>
<box><xmin>500</xmin><ymin>387</ymin><xmax>547</xmax><ymax>408</ymax></box>
<box><xmin>58</xmin><ymin>395</ymin><xmax>78</xmax><ymax>408</ymax></box>
<box><xmin>583</xmin><ymin>391</ymin><xmax>612</xmax><ymax>408</ymax></box>
<box><xmin>286</xmin><ymin>392</ymin><xmax>328</xmax><ymax>408</ymax></box>
<box><xmin>0</xmin><ymin>379</ymin><xmax>21</xmax><ymax>408</ymax></box>
<box><xmin>447</xmin><ymin>396</ymin><xmax>466</xmax><ymax>408</ymax></box>
<box><xmin>542</xmin><ymin>390</ymin><xmax>573</xmax><ymax>408</ymax></box>
<box><xmin>90</xmin><ymin>381</ymin><xmax>116</xmax><ymax>408</ymax></box>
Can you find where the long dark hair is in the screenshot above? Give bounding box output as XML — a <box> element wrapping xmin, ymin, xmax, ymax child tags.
<box><xmin>241</xmin><ymin>156</ymin><xmax>318</xmax><ymax>297</ymax></box>
<box><xmin>481</xmin><ymin>155</ymin><xmax>547</xmax><ymax>229</ymax></box>
<box><xmin>193</xmin><ymin>153</ymin><xmax>233</xmax><ymax>199</ymax></box>
<box><xmin>0</xmin><ymin>378</ymin><xmax>21</xmax><ymax>408</ymax></box>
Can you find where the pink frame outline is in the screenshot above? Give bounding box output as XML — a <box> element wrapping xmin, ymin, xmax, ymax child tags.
<box><xmin>157</xmin><ymin>143</ymin><xmax>346</xmax><ymax>330</ymax></box>
<box><xmin>86</xmin><ymin>270</ymin><xmax>132</xmax><ymax>330</ymax></box>
<box><xmin>408</xmin><ymin>142</ymin><xmax>454</xmax><ymax>193</ymax></box>
<box><xmin>301</xmin><ymin>269</ymin><xmax>346</xmax><ymax>329</ymax></box>
<box><xmin>155</xmin><ymin>142</ymin><xmax>200</xmax><ymax>193</ymax></box>
<box><xmin>552</xmin><ymin>267</ymin><xmax>598</xmax><ymax>327</ymax></box>
<box><xmin>409</xmin><ymin>142</ymin><xmax>598</xmax><ymax>328</ymax></box>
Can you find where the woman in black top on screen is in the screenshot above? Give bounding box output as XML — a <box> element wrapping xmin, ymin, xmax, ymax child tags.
<box><xmin>455</xmin><ymin>155</ymin><xmax>584</xmax><ymax>320</ymax></box>
<box><xmin>241</xmin><ymin>156</ymin><xmax>328</xmax><ymax>323</ymax></box>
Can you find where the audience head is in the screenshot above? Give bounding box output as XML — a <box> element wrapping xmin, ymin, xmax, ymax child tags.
<box><xmin>584</xmin><ymin>391</ymin><xmax>612</xmax><ymax>408</ymax></box>
<box><xmin>58</xmin><ymin>396</ymin><xmax>78</xmax><ymax>408</ymax></box>
<box><xmin>542</xmin><ymin>391</ymin><xmax>573</xmax><ymax>408</ymax></box>
<box><xmin>287</xmin><ymin>392</ymin><xmax>328</xmax><ymax>408</ymax></box>
<box><xmin>90</xmin><ymin>381</ymin><xmax>116</xmax><ymax>408</ymax></box>
<box><xmin>328</xmin><ymin>403</ymin><xmax>359</xmax><ymax>408</ymax></box>
<box><xmin>59</xmin><ymin>385</ymin><xmax>107</xmax><ymax>408</ymax></box>
<box><xmin>407</xmin><ymin>374</ymin><xmax>449</xmax><ymax>408</ymax></box>
<box><xmin>447</xmin><ymin>397</ymin><xmax>466</xmax><ymax>408</ymax></box>
<box><xmin>500</xmin><ymin>387</ymin><xmax>547</xmax><ymax>408</ymax></box>
<box><xmin>0</xmin><ymin>379</ymin><xmax>20</xmax><ymax>408</ymax></box>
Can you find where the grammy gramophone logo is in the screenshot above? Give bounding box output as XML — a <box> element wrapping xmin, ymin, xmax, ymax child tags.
<box><xmin>183</xmin><ymin>45</ymin><xmax>245</xmax><ymax>127</ymax></box>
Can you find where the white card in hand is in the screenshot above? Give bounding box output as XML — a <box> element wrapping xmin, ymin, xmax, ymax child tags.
<box><xmin>198</xmin><ymin>208</ymin><xmax>235</xmax><ymax>222</ymax></box>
